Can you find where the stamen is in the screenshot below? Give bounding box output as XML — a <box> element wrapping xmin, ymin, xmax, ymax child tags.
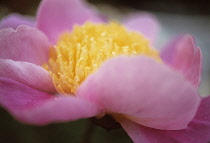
<box><xmin>43</xmin><ymin>22</ymin><xmax>160</xmax><ymax>94</ymax></box>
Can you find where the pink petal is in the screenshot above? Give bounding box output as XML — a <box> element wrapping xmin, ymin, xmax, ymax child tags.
<box><xmin>78</xmin><ymin>56</ymin><xmax>200</xmax><ymax>130</ymax></box>
<box><xmin>123</xmin><ymin>13</ymin><xmax>160</xmax><ymax>44</ymax></box>
<box><xmin>164</xmin><ymin>121</ymin><xmax>210</xmax><ymax>143</ymax></box>
<box><xmin>161</xmin><ymin>35</ymin><xmax>195</xmax><ymax>71</ymax></box>
<box><xmin>0</xmin><ymin>13</ymin><xmax>34</xmax><ymax>30</ymax></box>
<box><xmin>36</xmin><ymin>0</ymin><xmax>104</xmax><ymax>43</ymax></box>
<box><xmin>0</xmin><ymin>77</ymin><xmax>100</xmax><ymax>125</ymax></box>
<box><xmin>193</xmin><ymin>96</ymin><xmax>210</xmax><ymax>123</ymax></box>
<box><xmin>160</xmin><ymin>35</ymin><xmax>202</xmax><ymax>88</ymax></box>
<box><xmin>119</xmin><ymin>119</ymin><xmax>174</xmax><ymax>143</ymax></box>
<box><xmin>185</xmin><ymin>47</ymin><xmax>202</xmax><ymax>88</ymax></box>
<box><xmin>0</xmin><ymin>25</ymin><xmax>50</xmax><ymax>65</ymax></box>
<box><xmin>0</xmin><ymin>59</ymin><xmax>55</xmax><ymax>93</ymax></box>
<box><xmin>120</xmin><ymin>96</ymin><xmax>210</xmax><ymax>143</ymax></box>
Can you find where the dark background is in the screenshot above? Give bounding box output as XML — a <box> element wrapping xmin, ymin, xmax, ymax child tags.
<box><xmin>0</xmin><ymin>0</ymin><xmax>210</xmax><ymax>15</ymax></box>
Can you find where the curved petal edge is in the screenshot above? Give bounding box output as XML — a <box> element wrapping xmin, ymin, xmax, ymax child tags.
<box><xmin>36</xmin><ymin>0</ymin><xmax>105</xmax><ymax>43</ymax></box>
<box><xmin>0</xmin><ymin>25</ymin><xmax>50</xmax><ymax>65</ymax></box>
<box><xmin>0</xmin><ymin>77</ymin><xmax>100</xmax><ymax>125</ymax></box>
<box><xmin>0</xmin><ymin>13</ymin><xmax>34</xmax><ymax>30</ymax></box>
<box><xmin>123</xmin><ymin>13</ymin><xmax>160</xmax><ymax>45</ymax></box>
<box><xmin>161</xmin><ymin>35</ymin><xmax>202</xmax><ymax>88</ymax></box>
<box><xmin>78</xmin><ymin>56</ymin><xmax>200</xmax><ymax>130</ymax></box>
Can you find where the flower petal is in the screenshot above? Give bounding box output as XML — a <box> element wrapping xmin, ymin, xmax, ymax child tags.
<box><xmin>119</xmin><ymin>96</ymin><xmax>210</xmax><ymax>143</ymax></box>
<box><xmin>161</xmin><ymin>35</ymin><xmax>201</xmax><ymax>88</ymax></box>
<box><xmin>0</xmin><ymin>13</ymin><xmax>34</xmax><ymax>30</ymax></box>
<box><xmin>185</xmin><ymin>47</ymin><xmax>201</xmax><ymax>88</ymax></box>
<box><xmin>123</xmin><ymin>13</ymin><xmax>159</xmax><ymax>44</ymax></box>
<box><xmin>0</xmin><ymin>77</ymin><xmax>100</xmax><ymax>125</ymax></box>
<box><xmin>0</xmin><ymin>59</ymin><xmax>55</xmax><ymax>93</ymax></box>
<box><xmin>78</xmin><ymin>56</ymin><xmax>200</xmax><ymax>130</ymax></box>
<box><xmin>36</xmin><ymin>0</ymin><xmax>104</xmax><ymax>43</ymax></box>
<box><xmin>194</xmin><ymin>96</ymin><xmax>210</xmax><ymax>123</ymax></box>
<box><xmin>0</xmin><ymin>25</ymin><xmax>50</xmax><ymax>65</ymax></box>
<box><xmin>119</xmin><ymin>119</ymin><xmax>175</xmax><ymax>143</ymax></box>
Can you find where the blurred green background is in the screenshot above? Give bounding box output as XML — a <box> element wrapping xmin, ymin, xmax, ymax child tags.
<box><xmin>0</xmin><ymin>0</ymin><xmax>210</xmax><ymax>143</ymax></box>
<box><xmin>0</xmin><ymin>108</ymin><xmax>132</xmax><ymax>143</ymax></box>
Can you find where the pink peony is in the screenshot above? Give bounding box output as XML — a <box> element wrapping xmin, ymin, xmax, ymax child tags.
<box><xmin>0</xmin><ymin>0</ymin><xmax>209</xmax><ymax>142</ymax></box>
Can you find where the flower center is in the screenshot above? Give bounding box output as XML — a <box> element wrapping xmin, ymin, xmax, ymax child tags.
<box><xmin>43</xmin><ymin>22</ymin><xmax>160</xmax><ymax>94</ymax></box>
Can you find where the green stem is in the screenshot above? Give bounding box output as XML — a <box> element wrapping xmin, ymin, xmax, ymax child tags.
<box><xmin>81</xmin><ymin>120</ymin><xmax>95</xmax><ymax>143</ymax></box>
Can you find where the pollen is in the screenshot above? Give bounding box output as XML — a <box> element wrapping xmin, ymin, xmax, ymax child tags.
<box><xmin>43</xmin><ymin>22</ymin><xmax>160</xmax><ymax>94</ymax></box>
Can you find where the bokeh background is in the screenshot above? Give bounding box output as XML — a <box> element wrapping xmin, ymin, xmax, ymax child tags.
<box><xmin>0</xmin><ymin>0</ymin><xmax>210</xmax><ymax>143</ymax></box>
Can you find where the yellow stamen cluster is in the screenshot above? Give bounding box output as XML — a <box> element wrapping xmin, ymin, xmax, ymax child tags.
<box><xmin>43</xmin><ymin>22</ymin><xmax>160</xmax><ymax>94</ymax></box>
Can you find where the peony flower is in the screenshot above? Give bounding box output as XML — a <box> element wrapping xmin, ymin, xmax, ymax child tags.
<box><xmin>0</xmin><ymin>0</ymin><xmax>209</xmax><ymax>142</ymax></box>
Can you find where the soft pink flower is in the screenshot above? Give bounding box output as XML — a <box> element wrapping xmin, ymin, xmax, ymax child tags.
<box><xmin>0</xmin><ymin>0</ymin><xmax>209</xmax><ymax>143</ymax></box>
